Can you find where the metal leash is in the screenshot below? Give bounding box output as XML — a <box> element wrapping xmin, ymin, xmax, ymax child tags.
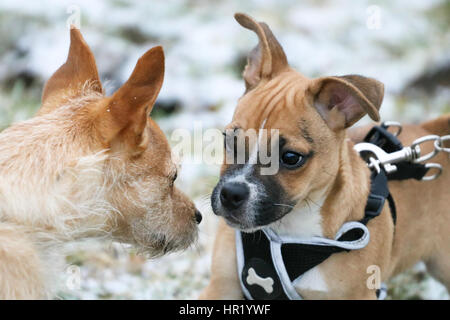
<box><xmin>354</xmin><ymin>121</ymin><xmax>450</xmax><ymax>181</ymax></box>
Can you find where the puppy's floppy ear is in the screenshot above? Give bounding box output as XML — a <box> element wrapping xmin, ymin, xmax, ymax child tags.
<box><xmin>40</xmin><ymin>26</ymin><xmax>102</xmax><ymax>115</ymax></box>
<box><xmin>310</xmin><ymin>75</ymin><xmax>384</xmax><ymax>131</ymax></box>
<box><xmin>235</xmin><ymin>13</ymin><xmax>288</xmax><ymax>91</ymax></box>
<box><xmin>96</xmin><ymin>46</ymin><xmax>164</xmax><ymax>154</ymax></box>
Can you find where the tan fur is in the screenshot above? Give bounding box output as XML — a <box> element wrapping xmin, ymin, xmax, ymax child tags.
<box><xmin>200</xmin><ymin>13</ymin><xmax>450</xmax><ymax>300</ymax></box>
<box><xmin>0</xmin><ymin>27</ymin><xmax>199</xmax><ymax>299</ymax></box>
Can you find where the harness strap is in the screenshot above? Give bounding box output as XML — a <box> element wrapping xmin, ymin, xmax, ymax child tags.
<box><xmin>361</xmin><ymin>170</ymin><xmax>396</xmax><ymax>226</ymax></box>
<box><xmin>236</xmin><ymin>222</ymin><xmax>371</xmax><ymax>300</ymax></box>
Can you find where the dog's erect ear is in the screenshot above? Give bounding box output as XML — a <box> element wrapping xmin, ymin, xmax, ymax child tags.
<box><xmin>96</xmin><ymin>46</ymin><xmax>164</xmax><ymax>154</ymax></box>
<box><xmin>235</xmin><ymin>13</ymin><xmax>288</xmax><ymax>91</ymax></box>
<box><xmin>40</xmin><ymin>26</ymin><xmax>102</xmax><ymax>115</ymax></box>
<box><xmin>310</xmin><ymin>75</ymin><xmax>384</xmax><ymax>131</ymax></box>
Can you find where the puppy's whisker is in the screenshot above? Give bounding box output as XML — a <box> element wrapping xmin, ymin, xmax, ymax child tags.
<box><xmin>305</xmin><ymin>197</ymin><xmax>324</xmax><ymax>210</ymax></box>
<box><xmin>198</xmin><ymin>193</ymin><xmax>212</xmax><ymax>203</ymax></box>
<box><xmin>304</xmin><ymin>198</ymin><xmax>313</xmax><ymax>214</ymax></box>
<box><xmin>272</xmin><ymin>203</ymin><xmax>295</xmax><ymax>209</ymax></box>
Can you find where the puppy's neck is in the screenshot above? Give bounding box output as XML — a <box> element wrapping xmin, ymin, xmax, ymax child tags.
<box><xmin>271</xmin><ymin>135</ymin><xmax>371</xmax><ymax>239</ymax></box>
<box><xmin>269</xmin><ymin>187</ymin><xmax>328</xmax><ymax>238</ymax></box>
<box><xmin>320</xmin><ymin>137</ymin><xmax>371</xmax><ymax>238</ymax></box>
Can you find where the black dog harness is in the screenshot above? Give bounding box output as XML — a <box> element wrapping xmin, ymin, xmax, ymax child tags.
<box><xmin>236</xmin><ymin>124</ymin><xmax>431</xmax><ymax>300</ymax></box>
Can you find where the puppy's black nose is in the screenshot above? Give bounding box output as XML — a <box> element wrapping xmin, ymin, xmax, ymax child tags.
<box><xmin>220</xmin><ymin>182</ymin><xmax>249</xmax><ymax>210</ymax></box>
<box><xmin>195</xmin><ymin>210</ymin><xmax>202</xmax><ymax>224</ymax></box>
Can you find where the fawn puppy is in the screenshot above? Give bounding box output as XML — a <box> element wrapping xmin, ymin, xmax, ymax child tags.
<box><xmin>0</xmin><ymin>27</ymin><xmax>201</xmax><ymax>299</ymax></box>
<box><xmin>200</xmin><ymin>13</ymin><xmax>450</xmax><ymax>299</ymax></box>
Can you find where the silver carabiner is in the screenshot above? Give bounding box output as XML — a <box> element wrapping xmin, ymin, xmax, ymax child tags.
<box><xmin>434</xmin><ymin>135</ymin><xmax>450</xmax><ymax>153</ymax></box>
<box><xmin>422</xmin><ymin>163</ymin><xmax>442</xmax><ymax>181</ymax></box>
<box><xmin>353</xmin><ymin>142</ymin><xmax>399</xmax><ymax>173</ymax></box>
<box><xmin>368</xmin><ymin>157</ymin><xmax>381</xmax><ymax>173</ymax></box>
<box><xmin>382</xmin><ymin>121</ymin><xmax>402</xmax><ymax>137</ymax></box>
<box><xmin>411</xmin><ymin>135</ymin><xmax>441</xmax><ymax>163</ymax></box>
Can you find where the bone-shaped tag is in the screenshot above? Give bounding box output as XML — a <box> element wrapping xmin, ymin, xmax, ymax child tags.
<box><xmin>246</xmin><ymin>267</ymin><xmax>274</xmax><ymax>294</ymax></box>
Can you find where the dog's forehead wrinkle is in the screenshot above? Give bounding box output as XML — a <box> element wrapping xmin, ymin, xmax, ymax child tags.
<box><xmin>258</xmin><ymin>70</ymin><xmax>304</xmax><ymax>96</ymax></box>
<box><xmin>299</xmin><ymin>119</ymin><xmax>315</xmax><ymax>145</ymax></box>
<box><xmin>236</xmin><ymin>73</ymin><xmax>299</xmax><ymax>128</ymax></box>
<box><xmin>242</xmin><ymin>82</ymin><xmax>307</xmax><ymax>144</ymax></box>
<box><xmin>260</xmin><ymin>79</ymin><xmax>298</xmax><ymax>122</ymax></box>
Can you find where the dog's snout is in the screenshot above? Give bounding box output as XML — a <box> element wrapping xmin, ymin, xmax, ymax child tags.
<box><xmin>220</xmin><ymin>182</ymin><xmax>249</xmax><ymax>210</ymax></box>
<box><xmin>195</xmin><ymin>209</ymin><xmax>203</xmax><ymax>224</ymax></box>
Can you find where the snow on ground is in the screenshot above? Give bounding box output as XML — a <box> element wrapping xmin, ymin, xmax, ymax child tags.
<box><xmin>0</xmin><ymin>0</ymin><xmax>448</xmax><ymax>299</ymax></box>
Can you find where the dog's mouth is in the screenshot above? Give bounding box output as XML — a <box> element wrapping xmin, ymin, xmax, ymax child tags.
<box><xmin>216</xmin><ymin>202</ymin><xmax>294</xmax><ymax>232</ymax></box>
<box><xmin>134</xmin><ymin>231</ymin><xmax>197</xmax><ymax>257</ymax></box>
<box><xmin>128</xmin><ymin>219</ymin><xmax>198</xmax><ymax>257</ymax></box>
<box><xmin>152</xmin><ymin>235</ymin><xmax>180</xmax><ymax>256</ymax></box>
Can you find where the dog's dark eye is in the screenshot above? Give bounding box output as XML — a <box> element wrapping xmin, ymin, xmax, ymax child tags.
<box><xmin>169</xmin><ymin>172</ymin><xmax>177</xmax><ymax>186</ymax></box>
<box><xmin>280</xmin><ymin>151</ymin><xmax>306</xmax><ymax>169</ymax></box>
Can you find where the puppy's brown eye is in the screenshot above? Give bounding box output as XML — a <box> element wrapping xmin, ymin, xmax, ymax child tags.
<box><xmin>280</xmin><ymin>151</ymin><xmax>306</xmax><ymax>169</ymax></box>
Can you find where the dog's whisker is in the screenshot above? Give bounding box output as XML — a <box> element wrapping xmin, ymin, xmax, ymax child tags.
<box><xmin>305</xmin><ymin>197</ymin><xmax>324</xmax><ymax>210</ymax></box>
<box><xmin>272</xmin><ymin>203</ymin><xmax>295</xmax><ymax>209</ymax></box>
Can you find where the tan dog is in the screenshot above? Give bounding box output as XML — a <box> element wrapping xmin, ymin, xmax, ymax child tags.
<box><xmin>0</xmin><ymin>27</ymin><xmax>201</xmax><ymax>299</ymax></box>
<box><xmin>200</xmin><ymin>13</ymin><xmax>450</xmax><ymax>299</ymax></box>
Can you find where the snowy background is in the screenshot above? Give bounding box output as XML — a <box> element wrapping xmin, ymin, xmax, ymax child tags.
<box><xmin>0</xmin><ymin>0</ymin><xmax>448</xmax><ymax>299</ymax></box>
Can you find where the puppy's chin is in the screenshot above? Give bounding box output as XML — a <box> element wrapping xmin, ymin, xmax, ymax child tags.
<box><xmin>222</xmin><ymin>216</ymin><xmax>259</xmax><ymax>233</ymax></box>
<box><xmin>226</xmin><ymin>221</ymin><xmax>264</xmax><ymax>234</ymax></box>
<box><xmin>219</xmin><ymin>207</ymin><xmax>293</xmax><ymax>233</ymax></box>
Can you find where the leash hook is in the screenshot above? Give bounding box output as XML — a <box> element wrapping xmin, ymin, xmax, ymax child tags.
<box><xmin>410</xmin><ymin>135</ymin><xmax>441</xmax><ymax>163</ymax></box>
<box><xmin>434</xmin><ymin>135</ymin><xmax>450</xmax><ymax>154</ymax></box>
<box><xmin>382</xmin><ymin>121</ymin><xmax>402</xmax><ymax>137</ymax></box>
<box><xmin>355</xmin><ymin>123</ymin><xmax>447</xmax><ymax>181</ymax></box>
<box><xmin>353</xmin><ymin>143</ymin><xmax>398</xmax><ymax>173</ymax></box>
<box><xmin>421</xmin><ymin>163</ymin><xmax>442</xmax><ymax>181</ymax></box>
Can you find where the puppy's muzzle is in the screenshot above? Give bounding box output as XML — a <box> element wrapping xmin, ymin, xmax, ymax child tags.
<box><xmin>219</xmin><ymin>182</ymin><xmax>249</xmax><ymax>211</ymax></box>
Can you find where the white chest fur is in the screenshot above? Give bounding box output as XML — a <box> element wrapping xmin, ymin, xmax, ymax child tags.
<box><xmin>269</xmin><ymin>196</ymin><xmax>325</xmax><ymax>238</ymax></box>
<box><xmin>293</xmin><ymin>265</ymin><xmax>328</xmax><ymax>292</ymax></box>
<box><xmin>269</xmin><ymin>195</ymin><xmax>329</xmax><ymax>293</ymax></box>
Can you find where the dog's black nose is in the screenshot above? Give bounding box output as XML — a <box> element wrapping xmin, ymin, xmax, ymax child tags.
<box><xmin>195</xmin><ymin>210</ymin><xmax>202</xmax><ymax>224</ymax></box>
<box><xmin>220</xmin><ymin>182</ymin><xmax>249</xmax><ymax>210</ymax></box>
